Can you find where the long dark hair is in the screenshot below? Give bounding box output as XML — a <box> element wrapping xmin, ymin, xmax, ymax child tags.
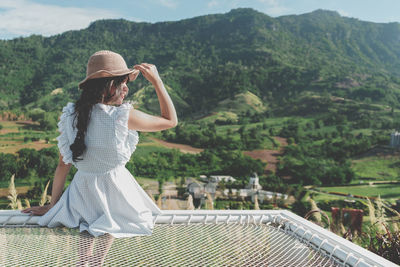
<box><xmin>70</xmin><ymin>74</ymin><xmax>129</xmax><ymax>162</ymax></box>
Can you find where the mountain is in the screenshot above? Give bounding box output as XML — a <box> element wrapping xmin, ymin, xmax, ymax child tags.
<box><xmin>1</xmin><ymin>8</ymin><xmax>400</xmax><ymax>117</ymax></box>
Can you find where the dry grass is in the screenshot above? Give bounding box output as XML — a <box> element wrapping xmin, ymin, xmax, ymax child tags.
<box><xmin>366</xmin><ymin>196</ymin><xmax>400</xmax><ymax>233</ymax></box>
<box><xmin>24</xmin><ymin>198</ymin><xmax>31</xmax><ymax>208</ymax></box>
<box><xmin>166</xmin><ymin>195</ymin><xmax>173</xmax><ymax>210</ymax></box>
<box><xmin>320</xmin><ymin>196</ymin><xmax>400</xmax><ymax>263</ymax></box>
<box><xmin>367</xmin><ymin>197</ymin><xmax>376</xmax><ymax>224</ymax></box>
<box><xmin>364</xmin><ymin>197</ymin><xmax>400</xmax><ymax>264</ymax></box>
<box><xmin>305</xmin><ymin>196</ymin><xmax>331</xmax><ymax>230</ymax></box>
<box><xmin>17</xmin><ymin>199</ymin><xmax>23</xmax><ymax>210</ymax></box>
<box><xmin>7</xmin><ymin>174</ymin><xmax>18</xmax><ymax>210</ymax></box>
<box><xmin>157</xmin><ymin>193</ymin><xmax>163</xmax><ymax>209</ymax></box>
<box><xmin>366</xmin><ymin>196</ymin><xmax>391</xmax><ymax>233</ymax></box>
<box><xmin>254</xmin><ymin>194</ymin><xmax>260</xmax><ymax>210</ymax></box>
<box><xmin>205</xmin><ymin>192</ymin><xmax>214</xmax><ymax>210</ymax></box>
<box><xmin>305</xmin><ymin>195</ymin><xmax>400</xmax><ymax>263</ymax></box>
<box><xmin>308</xmin><ymin>197</ymin><xmax>321</xmax><ymax>223</ymax></box>
<box><xmin>39</xmin><ymin>180</ymin><xmax>51</xmax><ymax>206</ymax></box>
<box><xmin>6</xmin><ymin>174</ymin><xmax>52</xmax><ymax>210</ymax></box>
<box><xmin>7</xmin><ymin>174</ymin><xmax>31</xmax><ymax>210</ymax></box>
<box><xmin>186</xmin><ymin>195</ymin><xmax>195</xmax><ymax>210</ymax></box>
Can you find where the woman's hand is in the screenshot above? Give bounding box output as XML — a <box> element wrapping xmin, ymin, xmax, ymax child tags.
<box><xmin>21</xmin><ymin>204</ymin><xmax>52</xmax><ymax>216</ymax></box>
<box><xmin>134</xmin><ymin>63</ymin><xmax>162</xmax><ymax>85</ymax></box>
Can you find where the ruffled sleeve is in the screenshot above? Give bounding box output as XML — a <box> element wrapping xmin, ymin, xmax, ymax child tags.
<box><xmin>114</xmin><ymin>102</ymin><xmax>140</xmax><ymax>160</ymax></box>
<box><xmin>56</xmin><ymin>102</ymin><xmax>75</xmax><ymax>165</ymax></box>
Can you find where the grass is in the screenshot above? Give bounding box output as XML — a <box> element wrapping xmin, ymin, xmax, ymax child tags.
<box><xmin>317</xmin><ymin>184</ymin><xmax>400</xmax><ymax>201</ymax></box>
<box><xmin>351</xmin><ymin>128</ymin><xmax>373</xmax><ymax>136</ymax></box>
<box><xmin>310</xmin><ymin>191</ymin><xmax>348</xmax><ymax>202</ymax></box>
<box><xmin>196</xmin><ymin>91</ymin><xmax>267</xmax><ymax>124</ymax></box>
<box><xmin>215</xmin><ymin>116</ymin><xmax>294</xmax><ymax>133</ymax></box>
<box><xmin>136</xmin><ymin>133</ymin><xmax>153</xmax><ymax>143</ymax></box>
<box><xmin>352</xmin><ymin>156</ymin><xmax>400</xmax><ymax>180</ymax></box>
<box><xmin>197</xmin><ymin>111</ymin><xmax>239</xmax><ymax>124</ymax></box>
<box><xmin>134</xmin><ymin>143</ymin><xmax>178</xmax><ymax>157</ymax></box>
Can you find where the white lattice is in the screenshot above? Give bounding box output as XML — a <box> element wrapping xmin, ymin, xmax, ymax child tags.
<box><xmin>0</xmin><ymin>210</ymin><xmax>396</xmax><ymax>267</ymax></box>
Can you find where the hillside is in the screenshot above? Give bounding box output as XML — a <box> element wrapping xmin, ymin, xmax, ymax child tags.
<box><xmin>0</xmin><ymin>8</ymin><xmax>399</xmax><ymax>119</ymax></box>
<box><xmin>131</xmin><ymin>84</ymin><xmax>189</xmax><ymax>117</ymax></box>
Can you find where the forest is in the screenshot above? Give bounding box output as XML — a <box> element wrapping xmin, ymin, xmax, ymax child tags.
<box><xmin>0</xmin><ymin>8</ymin><xmax>400</xmax><ymax>114</ymax></box>
<box><xmin>0</xmin><ymin>93</ymin><xmax>396</xmax><ymax>192</ymax></box>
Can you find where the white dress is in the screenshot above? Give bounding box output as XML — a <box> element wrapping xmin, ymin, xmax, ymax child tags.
<box><xmin>38</xmin><ymin>102</ymin><xmax>162</xmax><ymax>238</ymax></box>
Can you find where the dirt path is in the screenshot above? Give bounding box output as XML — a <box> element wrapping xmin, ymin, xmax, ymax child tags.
<box><xmin>149</xmin><ymin>135</ymin><xmax>288</xmax><ymax>173</ymax></box>
<box><xmin>0</xmin><ymin>140</ymin><xmax>54</xmax><ymax>154</ymax></box>
<box><xmin>243</xmin><ymin>137</ymin><xmax>288</xmax><ymax>174</ymax></box>
<box><xmin>147</xmin><ymin>137</ymin><xmax>204</xmax><ymax>154</ymax></box>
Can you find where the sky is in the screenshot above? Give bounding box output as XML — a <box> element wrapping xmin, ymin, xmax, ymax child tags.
<box><xmin>0</xmin><ymin>0</ymin><xmax>399</xmax><ymax>40</ymax></box>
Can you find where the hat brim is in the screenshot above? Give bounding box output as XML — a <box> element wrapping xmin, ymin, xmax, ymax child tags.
<box><xmin>78</xmin><ymin>68</ymin><xmax>140</xmax><ymax>89</ymax></box>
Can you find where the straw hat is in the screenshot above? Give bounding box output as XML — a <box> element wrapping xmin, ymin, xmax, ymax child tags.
<box><xmin>78</xmin><ymin>50</ymin><xmax>140</xmax><ymax>89</ymax></box>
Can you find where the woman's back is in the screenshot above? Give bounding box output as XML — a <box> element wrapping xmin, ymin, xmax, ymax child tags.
<box><xmin>38</xmin><ymin>100</ymin><xmax>161</xmax><ymax>238</ymax></box>
<box><xmin>60</xmin><ymin>102</ymin><xmax>139</xmax><ymax>173</ymax></box>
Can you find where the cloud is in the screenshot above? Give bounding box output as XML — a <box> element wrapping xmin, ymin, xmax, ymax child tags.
<box><xmin>257</xmin><ymin>0</ymin><xmax>278</xmax><ymax>4</ymax></box>
<box><xmin>257</xmin><ymin>0</ymin><xmax>290</xmax><ymax>16</ymax></box>
<box><xmin>157</xmin><ymin>0</ymin><xmax>178</xmax><ymax>9</ymax></box>
<box><xmin>265</xmin><ymin>5</ymin><xmax>290</xmax><ymax>16</ymax></box>
<box><xmin>207</xmin><ymin>0</ymin><xmax>219</xmax><ymax>8</ymax></box>
<box><xmin>0</xmin><ymin>0</ymin><xmax>123</xmax><ymax>39</ymax></box>
<box><xmin>337</xmin><ymin>9</ymin><xmax>350</xmax><ymax>18</ymax></box>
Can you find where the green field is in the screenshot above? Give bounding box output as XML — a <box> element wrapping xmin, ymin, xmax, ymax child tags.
<box><xmin>215</xmin><ymin>116</ymin><xmax>294</xmax><ymax>133</ymax></box>
<box><xmin>352</xmin><ymin>156</ymin><xmax>400</xmax><ymax>180</ymax></box>
<box><xmin>134</xmin><ymin>143</ymin><xmax>179</xmax><ymax>158</ymax></box>
<box><xmin>317</xmin><ymin>184</ymin><xmax>400</xmax><ymax>201</ymax></box>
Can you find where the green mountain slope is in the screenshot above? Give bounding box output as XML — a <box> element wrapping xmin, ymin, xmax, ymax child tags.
<box><xmin>131</xmin><ymin>84</ymin><xmax>189</xmax><ymax>116</ymax></box>
<box><xmin>0</xmin><ymin>8</ymin><xmax>399</xmax><ymax>117</ymax></box>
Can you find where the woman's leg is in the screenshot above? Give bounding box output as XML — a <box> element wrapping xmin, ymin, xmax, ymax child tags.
<box><xmin>88</xmin><ymin>233</ymin><xmax>115</xmax><ymax>267</ymax></box>
<box><xmin>76</xmin><ymin>231</ymin><xmax>95</xmax><ymax>267</ymax></box>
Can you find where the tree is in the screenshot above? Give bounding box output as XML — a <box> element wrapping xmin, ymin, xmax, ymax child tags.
<box><xmin>39</xmin><ymin>113</ymin><xmax>57</xmax><ymax>131</ymax></box>
<box><xmin>0</xmin><ymin>153</ymin><xmax>18</xmax><ymax>182</ymax></box>
<box><xmin>29</xmin><ymin>108</ymin><xmax>45</xmax><ymax>121</ymax></box>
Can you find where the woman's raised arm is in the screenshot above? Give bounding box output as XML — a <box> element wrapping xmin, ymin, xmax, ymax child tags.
<box><xmin>128</xmin><ymin>63</ymin><xmax>178</xmax><ymax>132</ymax></box>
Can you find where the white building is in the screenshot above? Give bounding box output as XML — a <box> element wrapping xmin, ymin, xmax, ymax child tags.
<box><xmin>256</xmin><ymin>190</ymin><xmax>288</xmax><ymax>203</ymax></box>
<box><xmin>390</xmin><ymin>132</ymin><xmax>400</xmax><ymax>147</ymax></box>
<box><xmin>223</xmin><ymin>188</ymin><xmax>238</xmax><ymax>195</ymax></box>
<box><xmin>246</xmin><ymin>173</ymin><xmax>262</xmax><ymax>190</ymax></box>
<box><xmin>187</xmin><ymin>181</ymin><xmax>205</xmax><ymax>199</ymax></box>
<box><xmin>187</xmin><ymin>181</ymin><xmax>217</xmax><ymax>200</ymax></box>
<box><xmin>200</xmin><ymin>175</ymin><xmax>236</xmax><ymax>183</ymax></box>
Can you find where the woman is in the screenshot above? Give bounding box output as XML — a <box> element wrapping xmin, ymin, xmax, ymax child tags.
<box><xmin>21</xmin><ymin>50</ymin><xmax>177</xmax><ymax>264</ymax></box>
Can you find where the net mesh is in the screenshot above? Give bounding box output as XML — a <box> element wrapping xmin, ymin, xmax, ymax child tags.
<box><xmin>0</xmin><ymin>222</ymin><xmax>341</xmax><ymax>267</ymax></box>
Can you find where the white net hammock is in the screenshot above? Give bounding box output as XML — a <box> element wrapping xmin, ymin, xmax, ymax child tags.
<box><xmin>0</xmin><ymin>210</ymin><xmax>395</xmax><ymax>267</ymax></box>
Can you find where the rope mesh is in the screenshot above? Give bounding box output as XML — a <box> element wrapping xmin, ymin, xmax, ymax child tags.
<box><xmin>0</xmin><ymin>222</ymin><xmax>340</xmax><ymax>267</ymax></box>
